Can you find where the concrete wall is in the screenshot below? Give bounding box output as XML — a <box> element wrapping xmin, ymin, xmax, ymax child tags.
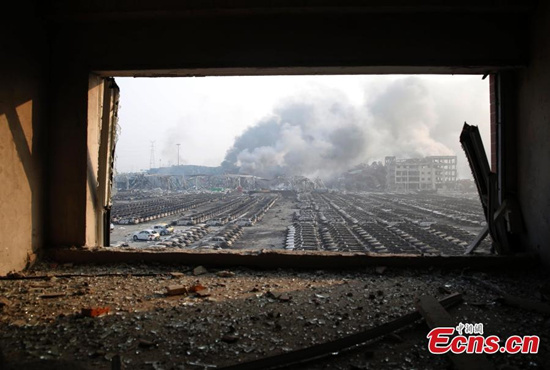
<box><xmin>517</xmin><ymin>1</ymin><xmax>550</xmax><ymax>265</ymax></box>
<box><xmin>0</xmin><ymin>2</ymin><xmax>48</xmax><ymax>274</ymax></box>
<box><xmin>40</xmin><ymin>6</ymin><xmax>532</xmax><ymax>258</ymax></box>
<box><xmin>52</xmin><ymin>11</ymin><xmax>528</xmax><ymax>74</ymax></box>
<box><xmin>45</xmin><ymin>5</ymin><xmax>535</xmax><ymax>255</ymax></box>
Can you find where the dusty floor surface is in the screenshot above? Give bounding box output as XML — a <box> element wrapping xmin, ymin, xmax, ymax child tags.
<box><xmin>0</xmin><ymin>262</ymin><xmax>548</xmax><ymax>370</ymax></box>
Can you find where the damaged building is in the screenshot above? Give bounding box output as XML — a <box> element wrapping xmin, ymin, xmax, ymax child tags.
<box><xmin>385</xmin><ymin>155</ymin><xmax>458</xmax><ymax>192</ymax></box>
<box><xmin>1</xmin><ymin>0</ymin><xmax>550</xmax><ymax>369</ymax></box>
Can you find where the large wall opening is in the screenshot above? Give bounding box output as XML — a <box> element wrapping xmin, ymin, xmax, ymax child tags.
<box><xmin>106</xmin><ymin>74</ymin><xmax>492</xmax><ymax>257</ymax></box>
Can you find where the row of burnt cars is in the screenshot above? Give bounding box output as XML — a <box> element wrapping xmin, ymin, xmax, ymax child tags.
<box><xmin>285</xmin><ymin>192</ymin><xmax>489</xmax><ymax>255</ymax></box>
<box><xmin>112</xmin><ymin>193</ymin><xmax>223</xmax><ymax>225</ymax></box>
<box><xmin>178</xmin><ymin>195</ymin><xmax>278</xmax><ymax>227</ymax></box>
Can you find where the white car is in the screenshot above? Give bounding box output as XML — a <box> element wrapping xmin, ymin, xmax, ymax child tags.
<box><xmin>153</xmin><ymin>224</ymin><xmax>174</xmax><ymax>235</ymax></box>
<box><xmin>132</xmin><ymin>229</ymin><xmax>160</xmax><ymax>241</ymax></box>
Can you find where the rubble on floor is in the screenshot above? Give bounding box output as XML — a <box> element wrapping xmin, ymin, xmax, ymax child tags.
<box><xmin>0</xmin><ymin>262</ymin><xmax>548</xmax><ymax>369</ymax></box>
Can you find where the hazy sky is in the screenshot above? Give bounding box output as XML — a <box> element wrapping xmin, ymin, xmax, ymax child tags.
<box><xmin>115</xmin><ymin>75</ymin><xmax>490</xmax><ymax>179</ymax></box>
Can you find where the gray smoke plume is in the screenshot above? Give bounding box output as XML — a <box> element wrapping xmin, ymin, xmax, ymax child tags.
<box><xmin>224</xmin><ymin>90</ymin><xmax>369</xmax><ymax>178</ymax></box>
<box><xmin>223</xmin><ymin>76</ymin><xmax>478</xmax><ymax>179</ymax></box>
<box><xmin>365</xmin><ymin>77</ymin><xmax>454</xmax><ymax>159</ymax></box>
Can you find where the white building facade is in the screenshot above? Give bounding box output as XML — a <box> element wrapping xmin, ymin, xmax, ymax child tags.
<box><xmin>385</xmin><ymin>156</ymin><xmax>457</xmax><ymax>191</ymax></box>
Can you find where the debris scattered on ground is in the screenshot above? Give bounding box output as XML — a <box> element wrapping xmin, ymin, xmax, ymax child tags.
<box><xmin>0</xmin><ymin>262</ymin><xmax>547</xmax><ymax>370</ymax></box>
<box><xmin>221</xmin><ymin>293</ymin><xmax>463</xmax><ymax>370</ymax></box>
<box><xmin>138</xmin><ymin>339</ymin><xmax>156</xmax><ymax>348</ymax></box>
<box><xmin>111</xmin><ymin>354</ymin><xmax>123</xmax><ymax>370</ymax></box>
<box><xmin>466</xmin><ymin>276</ymin><xmax>550</xmax><ymax>315</ymax></box>
<box><xmin>193</xmin><ymin>266</ymin><xmax>208</xmax><ymax>276</ymax></box>
<box><xmin>216</xmin><ymin>271</ymin><xmax>235</xmax><ymax>278</ymax></box>
<box><xmin>221</xmin><ymin>334</ymin><xmax>239</xmax><ymax>343</ymax></box>
<box><xmin>166</xmin><ymin>283</ymin><xmax>208</xmax><ymax>297</ymax></box>
<box><xmin>497</xmin><ymin>295</ymin><xmax>550</xmax><ymax>316</ymax></box>
<box><xmin>387</xmin><ymin>333</ymin><xmax>404</xmax><ymax>343</ymax></box>
<box><xmin>265</xmin><ymin>291</ymin><xmax>292</xmax><ymax>302</ymax></box>
<box><xmin>81</xmin><ymin>307</ymin><xmax>110</xmax><ymax>317</ymax></box>
<box><xmin>195</xmin><ymin>289</ymin><xmax>211</xmax><ymax>298</ymax></box>
<box><xmin>189</xmin><ymin>283</ymin><xmax>206</xmax><ymax>293</ymax></box>
<box><xmin>277</xmin><ymin>293</ymin><xmax>291</xmax><ymax>302</ymax></box>
<box><xmin>0</xmin><ymin>297</ymin><xmax>10</xmax><ymax>309</ymax></box>
<box><xmin>416</xmin><ymin>295</ymin><xmax>494</xmax><ymax>370</ymax></box>
<box><xmin>438</xmin><ymin>285</ymin><xmax>452</xmax><ymax>294</ymax></box>
<box><xmin>165</xmin><ymin>284</ymin><xmax>189</xmax><ymax>296</ymax></box>
<box><xmin>39</xmin><ymin>292</ymin><xmax>66</xmax><ymax>299</ymax></box>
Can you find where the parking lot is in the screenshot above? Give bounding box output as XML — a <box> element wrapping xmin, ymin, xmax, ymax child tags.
<box><xmin>110</xmin><ymin>191</ymin><xmax>490</xmax><ymax>255</ymax></box>
<box><xmin>110</xmin><ymin>192</ymin><xmax>278</xmax><ymax>250</ymax></box>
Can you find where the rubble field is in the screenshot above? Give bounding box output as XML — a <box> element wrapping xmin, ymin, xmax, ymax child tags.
<box><xmin>0</xmin><ymin>262</ymin><xmax>548</xmax><ymax>369</ymax></box>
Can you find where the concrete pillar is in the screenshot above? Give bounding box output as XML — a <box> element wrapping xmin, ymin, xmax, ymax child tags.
<box><xmin>47</xmin><ymin>68</ymin><xmax>90</xmax><ymax>247</ymax></box>
<box><xmin>86</xmin><ymin>75</ymin><xmax>105</xmax><ymax>246</ymax></box>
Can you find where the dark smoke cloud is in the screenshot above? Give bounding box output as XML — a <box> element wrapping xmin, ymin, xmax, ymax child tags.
<box><xmin>224</xmin><ymin>90</ymin><xmax>369</xmax><ymax>178</ymax></box>
<box><xmin>223</xmin><ymin>117</ymin><xmax>281</xmax><ymax>167</ymax></box>
<box><xmin>223</xmin><ymin>77</ymin><xmax>473</xmax><ymax>179</ymax></box>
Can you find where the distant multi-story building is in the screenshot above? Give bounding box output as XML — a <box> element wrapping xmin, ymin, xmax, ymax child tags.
<box><xmin>385</xmin><ymin>155</ymin><xmax>457</xmax><ymax>191</ymax></box>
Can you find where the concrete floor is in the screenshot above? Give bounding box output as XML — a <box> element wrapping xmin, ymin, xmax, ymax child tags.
<box><xmin>0</xmin><ymin>263</ymin><xmax>548</xmax><ymax>369</ymax></box>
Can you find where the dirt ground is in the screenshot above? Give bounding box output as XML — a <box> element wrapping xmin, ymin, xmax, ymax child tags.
<box><xmin>233</xmin><ymin>197</ymin><xmax>298</xmax><ymax>250</ymax></box>
<box><xmin>1</xmin><ymin>262</ymin><xmax>548</xmax><ymax>370</ymax></box>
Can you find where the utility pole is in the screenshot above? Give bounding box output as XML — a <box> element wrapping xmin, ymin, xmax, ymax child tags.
<box><xmin>176</xmin><ymin>143</ymin><xmax>181</xmax><ymax>166</ymax></box>
<box><xmin>149</xmin><ymin>141</ymin><xmax>156</xmax><ymax>169</ymax></box>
